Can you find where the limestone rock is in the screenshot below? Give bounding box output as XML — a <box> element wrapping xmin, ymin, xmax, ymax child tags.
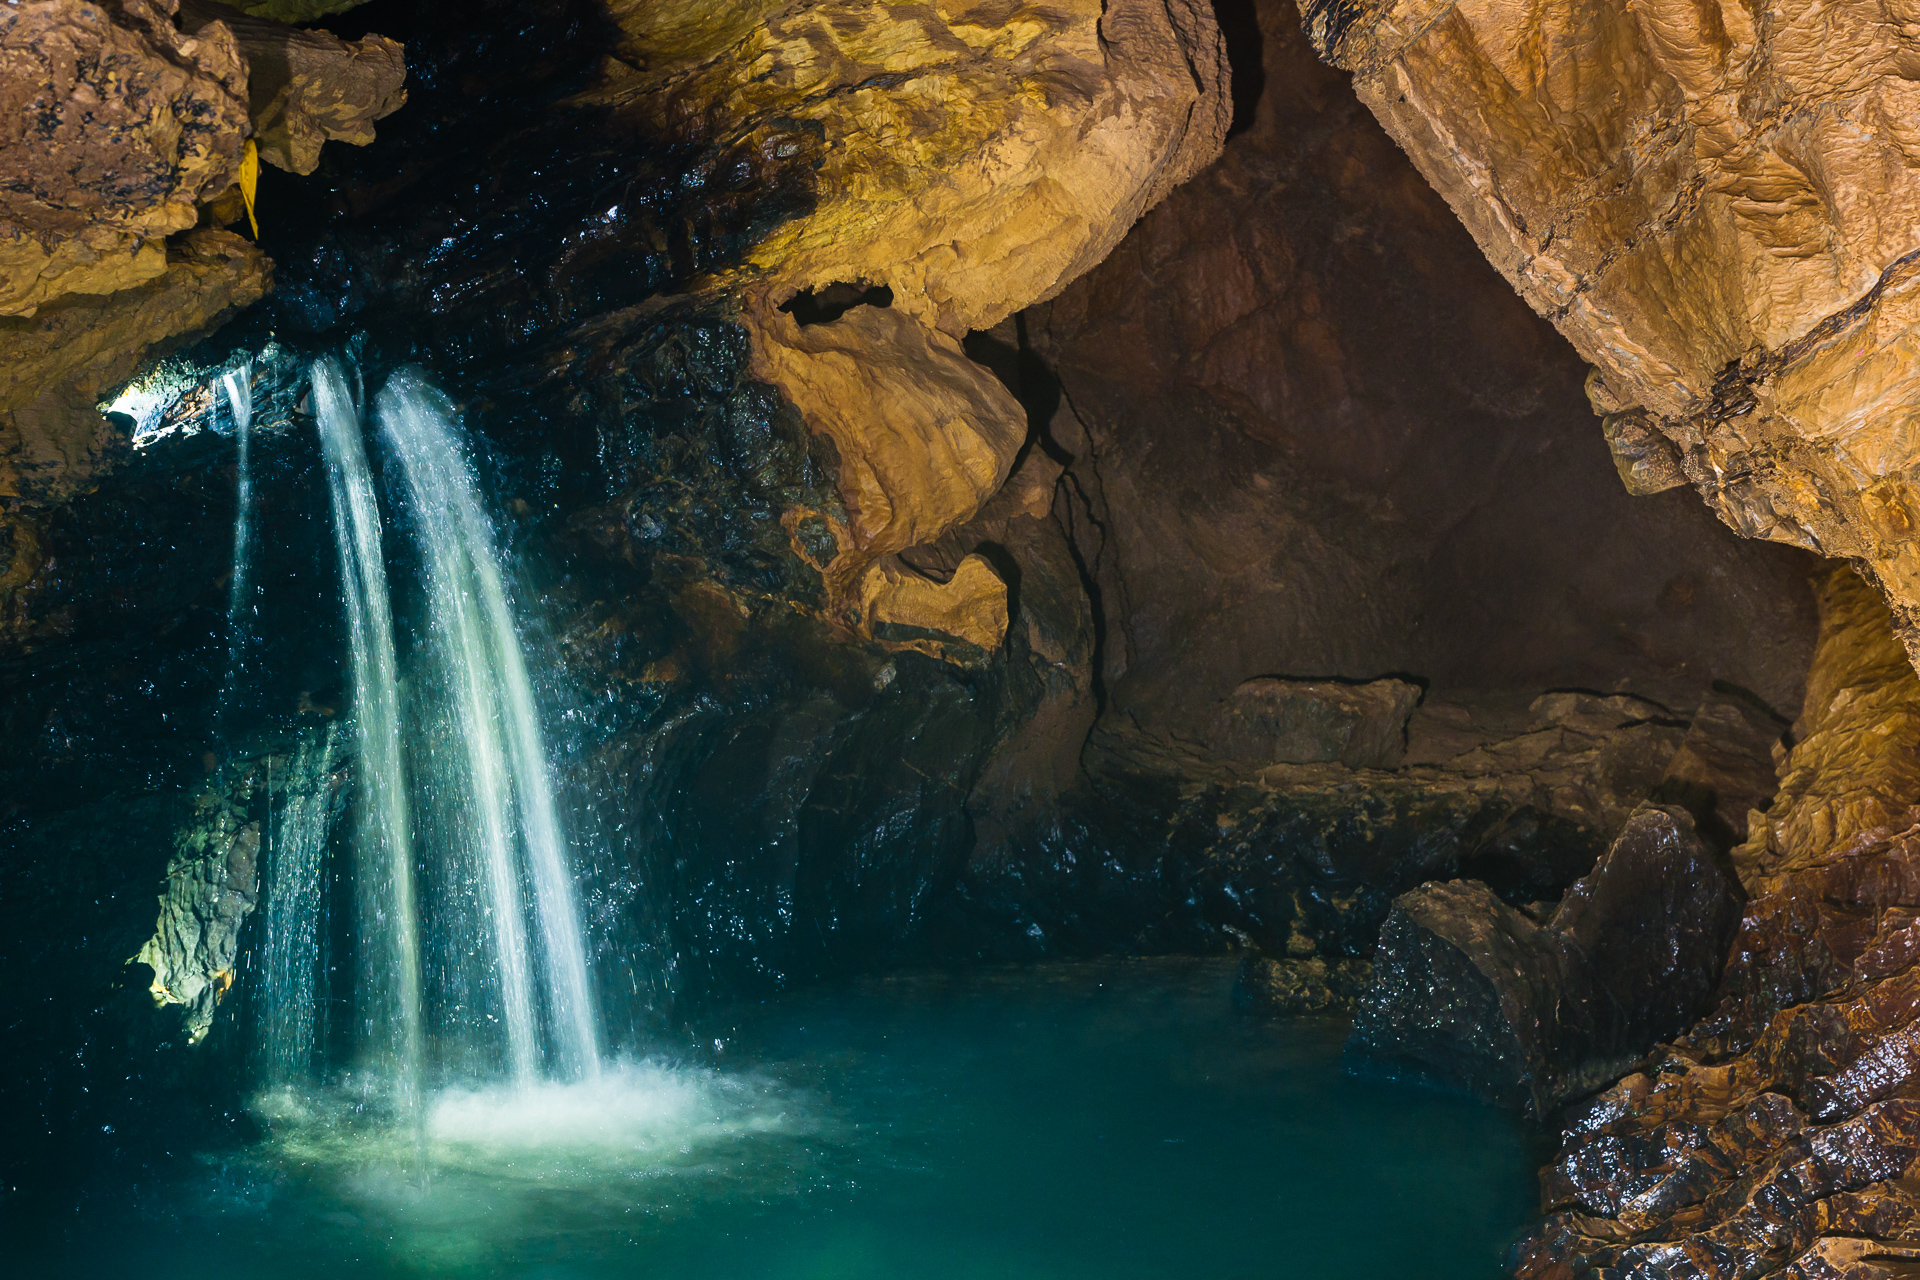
<box><xmin>0</xmin><ymin>0</ymin><xmax>251</xmax><ymax>316</ymax></box>
<box><xmin>135</xmin><ymin>786</ymin><xmax>261</xmax><ymax>1045</ymax></box>
<box><xmin>1301</xmin><ymin>0</ymin><xmax>1920</xmax><ymax>663</ymax></box>
<box><xmin>1350</xmin><ymin>805</ymin><xmax>1740</xmax><ymax>1115</ymax></box>
<box><xmin>1654</xmin><ymin>695</ymin><xmax>1785</xmax><ymax>848</ymax></box>
<box><xmin>605</xmin><ymin>0</ymin><xmax>1228</xmax><ymax>337</ymax></box>
<box><xmin>1211</xmin><ymin>676</ymin><xmax>1422</xmax><ymax>770</ymax></box>
<box><xmin>749</xmin><ymin>299</ymin><xmax>1027</xmax><ymax>618</ymax></box>
<box><xmin>0</xmin><ymin>228</ymin><xmax>270</xmax><ymax>504</ymax></box>
<box><xmin>1739</xmin><ymin>567</ymin><xmax>1920</xmax><ymax>895</ymax></box>
<box><xmin>1027</xmin><ymin>2</ymin><xmax>1820</xmax><ymax>756</ymax></box>
<box><xmin>603</xmin><ymin>0</ymin><xmax>1227</xmax><ymax>614</ymax></box>
<box><xmin>1236</xmin><ymin>954</ymin><xmax>1373</xmax><ymax>1015</ymax></box>
<box><xmin>1515</xmin><ymin>571</ymin><xmax>1920</xmax><ymax>1277</ymax></box>
<box><xmin>180</xmin><ymin>1</ymin><xmax>406</xmax><ymax>176</ymax></box>
<box><xmin>858</xmin><ymin>552</ymin><xmax>1009</xmax><ymax>661</ymax></box>
<box><xmin>1077</xmin><ymin>696</ymin><xmax>1693</xmax><ymax>965</ymax></box>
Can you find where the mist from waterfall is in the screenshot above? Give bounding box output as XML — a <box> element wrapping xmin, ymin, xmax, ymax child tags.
<box><xmin>313</xmin><ymin>359</ymin><xmax>426</xmax><ymax>1111</ymax></box>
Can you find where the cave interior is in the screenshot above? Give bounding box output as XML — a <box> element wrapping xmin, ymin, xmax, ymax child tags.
<box><xmin>5</xmin><ymin>0</ymin><xmax>1920</xmax><ymax>1276</ymax></box>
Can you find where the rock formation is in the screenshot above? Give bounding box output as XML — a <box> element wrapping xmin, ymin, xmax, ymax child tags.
<box><xmin>593</xmin><ymin>0</ymin><xmax>1231</xmax><ymax>655</ymax></box>
<box><xmin>1301</xmin><ymin>0</ymin><xmax>1920</xmax><ymax>669</ymax></box>
<box><xmin>1352</xmin><ymin>804</ymin><xmax>1741</xmax><ymax>1115</ymax></box>
<box><xmin>1513</xmin><ymin>568</ymin><xmax>1920</xmax><ymax>1277</ymax></box>
<box><xmin>179</xmin><ymin>1</ymin><xmax>406</xmax><ymax>177</ymax></box>
<box><xmin>1028</xmin><ymin>2</ymin><xmax>1820</xmax><ymax>761</ymax></box>
<box><xmin>0</xmin><ymin>0</ymin><xmax>252</xmax><ymax>316</ymax></box>
<box><xmin>0</xmin><ymin>0</ymin><xmax>404</xmax><ymax>529</ymax></box>
<box><xmin>135</xmin><ymin>782</ymin><xmax>260</xmax><ymax>1044</ymax></box>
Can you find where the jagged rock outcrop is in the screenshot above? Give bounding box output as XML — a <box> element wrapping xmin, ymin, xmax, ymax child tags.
<box><xmin>1299</xmin><ymin>0</ymin><xmax>1920</xmax><ymax>667</ymax></box>
<box><xmin>135</xmin><ymin>781</ymin><xmax>260</xmax><ymax>1044</ymax></box>
<box><xmin>179</xmin><ymin>0</ymin><xmax>406</xmax><ymax>176</ymax></box>
<box><xmin>1351</xmin><ymin>805</ymin><xmax>1740</xmax><ymax>1115</ymax></box>
<box><xmin>594</xmin><ymin>0</ymin><xmax>1230</xmax><ymax>658</ymax></box>
<box><xmin>0</xmin><ymin>0</ymin><xmax>251</xmax><ymax>316</ymax></box>
<box><xmin>1516</xmin><ymin>569</ymin><xmax>1920</xmax><ymax>1278</ymax></box>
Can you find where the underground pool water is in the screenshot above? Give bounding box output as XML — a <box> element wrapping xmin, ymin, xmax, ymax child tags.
<box><xmin>21</xmin><ymin>958</ymin><xmax>1537</xmax><ymax>1278</ymax></box>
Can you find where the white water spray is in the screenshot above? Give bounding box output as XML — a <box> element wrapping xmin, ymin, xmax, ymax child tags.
<box><xmin>313</xmin><ymin>359</ymin><xmax>426</xmax><ymax>1111</ymax></box>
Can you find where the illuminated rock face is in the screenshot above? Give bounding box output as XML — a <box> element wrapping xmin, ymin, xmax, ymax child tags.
<box><xmin>0</xmin><ymin>229</ymin><xmax>271</xmax><ymax>507</ymax></box>
<box><xmin>1302</xmin><ymin>0</ymin><xmax>1920</xmax><ymax>663</ymax></box>
<box><xmin>602</xmin><ymin>0</ymin><xmax>1229</xmax><ymax>336</ymax></box>
<box><xmin>1514</xmin><ymin>569</ymin><xmax>1920</xmax><ymax>1279</ymax></box>
<box><xmin>0</xmin><ymin>0</ymin><xmax>251</xmax><ymax>316</ymax></box>
<box><xmin>599</xmin><ymin>0</ymin><xmax>1230</xmax><ymax>652</ymax></box>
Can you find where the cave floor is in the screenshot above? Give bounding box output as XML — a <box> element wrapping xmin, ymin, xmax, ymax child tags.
<box><xmin>21</xmin><ymin>959</ymin><xmax>1534</xmax><ymax>1278</ymax></box>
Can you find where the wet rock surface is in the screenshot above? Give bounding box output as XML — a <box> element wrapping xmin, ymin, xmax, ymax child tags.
<box><xmin>1351</xmin><ymin>805</ymin><xmax>1740</xmax><ymax>1115</ymax></box>
<box><xmin>0</xmin><ymin>0</ymin><xmax>1853</xmax><ymax>1243</ymax></box>
<box><xmin>1514</xmin><ymin>571</ymin><xmax>1920</xmax><ymax>1278</ymax></box>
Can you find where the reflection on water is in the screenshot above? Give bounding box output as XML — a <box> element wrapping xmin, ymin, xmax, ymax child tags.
<box><xmin>27</xmin><ymin>960</ymin><xmax>1537</xmax><ymax>1278</ymax></box>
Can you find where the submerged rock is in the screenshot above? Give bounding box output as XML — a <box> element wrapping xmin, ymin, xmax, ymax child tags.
<box><xmin>1237</xmin><ymin>954</ymin><xmax>1373</xmax><ymax>1015</ymax></box>
<box><xmin>1349</xmin><ymin>805</ymin><xmax>1740</xmax><ymax>1115</ymax></box>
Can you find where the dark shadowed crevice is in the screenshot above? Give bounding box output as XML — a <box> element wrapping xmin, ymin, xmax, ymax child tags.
<box><xmin>1212</xmin><ymin>0</ymin><xmax>1267</xmax><ymax>138</ymax></box>
<box><xmin>779</xmin><ymin>282</ymin><xmax>894</xmax><ymax>326</ymax></box>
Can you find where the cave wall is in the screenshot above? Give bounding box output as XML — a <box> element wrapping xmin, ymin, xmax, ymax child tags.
<box><xmin>1299</xmin><ymin>0</ymin><xmax>1920</xmax><ymax>671</ymax></box>
<box><xmin>1027</xmin><ymin>0</ymin><xmax>1820</xmax><ymax>762</ymax></box>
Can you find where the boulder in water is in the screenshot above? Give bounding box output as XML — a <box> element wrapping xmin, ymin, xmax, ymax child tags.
<box><xmin>1349</xmin><ymin>804</ymin><xmax>1742</xmax><ymax>1115</ymax></box>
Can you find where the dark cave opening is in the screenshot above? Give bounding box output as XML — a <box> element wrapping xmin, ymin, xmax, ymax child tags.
<box><xmin>778</xmin><ymin>281</ymin><xmax>897</xmax><ymax>327</ymax></box>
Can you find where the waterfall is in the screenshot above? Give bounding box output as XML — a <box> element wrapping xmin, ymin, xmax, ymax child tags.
<box><xmin>254</xmin><ymin>723</ymin><xmax>339</xmax><ymax>1085</ymax></box>
<box><xmin>312</xmin><ymin>359</ymin><xmax>426</xmax><ymax>1110</ymax></box>
<box><xmin>376</xmin><ymin>370</ymin><xmax>602</xmax><ymax>1082</ymax></box>
<box><xmin>223</xmin><ymin>362</ymin><xmax>255</xmax><ymax>660</ymax></box>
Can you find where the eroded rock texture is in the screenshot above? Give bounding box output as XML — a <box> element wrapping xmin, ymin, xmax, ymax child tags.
<box><xmin>1515</xmin><ymin>569</ymin><xmax>1920</xmax><ymax>1278</ymax></box>
<box><xmin>0</xmin><ymin>0</ymin><xmax>250</xmax><ymax>316</ymax></box>
<box><xmin>597</xmin><ymin>0</ymin><xmax>1229</xmax><ymax>651</ymax></box>
<box><xmin>1029</xmin><ymin>1</ymin><xmax>1819</xmax><ymax>762</ymax></box>
<box><xmin>1352</xmin><ymin>804</ymin><xmax>1740</xmax><ymax>1115</ymax></box>
<box><xmin>1302</xmin><ymin>0</ymin><xmax>1920</xmax><ymax>666</ymax></box>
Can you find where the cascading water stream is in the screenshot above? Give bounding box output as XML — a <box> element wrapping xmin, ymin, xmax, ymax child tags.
<box><xmin>223</xmin><ymin>361</ymin><xmax>255</xmax><ymax>664</ymax></box>
<box><xmin>255</xmin><ymin>723</ymin><xmax>339</xmax><ymax>1086</ymax></box>
<box><xmin>376</xmin><ymin>370</ymin><xmax>602</xmax><ymax>1082</ymax></box>
<box><xmin>312</xmin><ymin>359</ymin><xmax>427</xmax><ymax>1113</ymax></box>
